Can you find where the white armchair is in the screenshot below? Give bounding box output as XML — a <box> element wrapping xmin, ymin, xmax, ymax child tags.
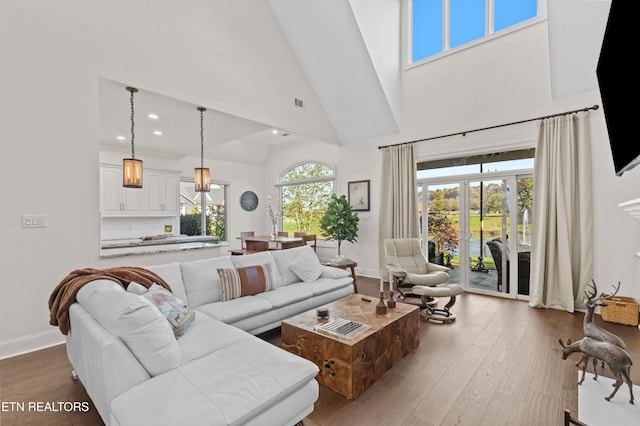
<box><xmin>384</xmin><ymin>238</ymin><xmax>464</xmax><ymax>323</ymax></box>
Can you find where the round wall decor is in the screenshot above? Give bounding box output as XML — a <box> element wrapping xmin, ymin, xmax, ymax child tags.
<box><xmin>240</xmin><ymin>191</ymin><xmax>259</xmax><ymax>211</ymax></box>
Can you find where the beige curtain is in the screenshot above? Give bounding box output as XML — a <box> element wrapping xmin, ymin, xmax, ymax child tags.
<box><xmin>378</xmin><ymin>144</ymin><xmax>420</xmax><ymax>269</ymax></box>
<box><xmin>529</xmin><ymin>112</ymin><xmax>593</xmax><ymax>312</ymax></box>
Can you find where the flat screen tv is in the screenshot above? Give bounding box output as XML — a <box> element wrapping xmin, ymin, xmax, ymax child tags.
<box><xmin>596</xmin><ymin>0</ymin><xmax>640</xmax><ymax>176</ymax></box>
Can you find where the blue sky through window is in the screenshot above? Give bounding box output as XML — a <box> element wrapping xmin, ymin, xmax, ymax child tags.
<box><xmin>411</xmin><ymin>0</ymin><xmax>538</xmax><ymax>63</ymax></box>
<box><xmin>412</xmin><ymin>0</ymin><xmax>442</xmax><ymax>62</ymax></box>
<box><xmin>494</xmin><ymin>0</ymin><xmax>537</xmax><ymax>32</ymax></box>
<box><xmin>450</xmin><ymin>0</ymin><xmax>485</xmax><ymax>49</ymax></box>
<box><xmin>417</xmin><ymin>158</ymin><xmax>534</xmax><ymax>179</ymax></box>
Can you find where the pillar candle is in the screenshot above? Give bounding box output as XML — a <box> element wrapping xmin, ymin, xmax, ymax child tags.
<box><xmin>380</xmin><ymin>269</ymin><xmax>384</xmax><ymax>292</ymax></box>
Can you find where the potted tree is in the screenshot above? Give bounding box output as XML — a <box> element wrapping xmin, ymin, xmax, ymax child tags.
<box><xmin>320</xmin><ymin>193</ymin><xmax>359</xmax><ymax>259</ymax></box>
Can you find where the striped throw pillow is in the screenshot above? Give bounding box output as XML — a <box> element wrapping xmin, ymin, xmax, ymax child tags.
<box><xmin>217</xmin><ymin>264</ymin><xmax>274</xmax><ymax>301</ymax></box>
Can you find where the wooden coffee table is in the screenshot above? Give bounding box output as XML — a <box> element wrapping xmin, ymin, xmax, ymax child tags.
<box><xmin>281</xmin><ymin>294</ymin><xmax>420</xmax><ymax>400</ymax></box>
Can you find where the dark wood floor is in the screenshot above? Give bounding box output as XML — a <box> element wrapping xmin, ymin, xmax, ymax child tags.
<box><xmin>1</xmin><ymin>276</ymin><xmax>638</xmax><ymax>426</ymax></box>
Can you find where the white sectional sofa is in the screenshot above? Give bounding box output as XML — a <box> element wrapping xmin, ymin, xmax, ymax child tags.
<box><xmin>65</xmin><ymin>246</ymin><xmax>354</xmax><ymax>426</ymax></box>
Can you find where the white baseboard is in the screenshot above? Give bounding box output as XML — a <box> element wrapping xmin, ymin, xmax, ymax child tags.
<box><xmin>0</xmin><ymin>330</ymin><xmax>65</xmax><ymax>360</ymax></box>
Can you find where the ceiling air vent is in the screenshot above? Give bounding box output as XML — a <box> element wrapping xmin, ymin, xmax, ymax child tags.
<box><xmin>294</xmin><ymin>98</ymin><xmax>304</xmax><ymax>109</ymax></box>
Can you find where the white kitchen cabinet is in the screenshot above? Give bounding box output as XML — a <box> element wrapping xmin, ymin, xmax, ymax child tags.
<box><xmin>100</xmin><ymin>165</ymin><xmax>180</xmax><ymax>217</ymax></box>
<box><xmin>100</xmin><ymin>166</ymin><xmax>143</xmax><ymax>215</ymax></box>
<box><xmin>145</xmin><ymin>171</ymin><xmax>180</xmax><ymax>215</ymax></box>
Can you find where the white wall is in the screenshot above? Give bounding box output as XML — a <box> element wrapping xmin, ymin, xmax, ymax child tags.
<box><xmin>98</xmin><ymin>149</ymin><xmax>268</xmax><ymax>246</ymax></box>
<box><xmin>174</xmin><ymin>155</ymin><xmax>270</xmax><ymax>251</ymax></box>
<box><xmin>0</xmin><ymin>0</ymin><xmax>332</xmax><ymax>358</ymax></box>
<box><xmin>266</xmin><ymin>139</ymin><xmax>380</xmax><ymax>276</ymax></box>
<box><xmin>1</xmin><ymin>1</ymin><xmax>638</xmax><ymax>359</ymax></box>
<box><xmin>268</xmin><ymin>20</ymin><xmax>640</xmax><ymax>303</ymax></box>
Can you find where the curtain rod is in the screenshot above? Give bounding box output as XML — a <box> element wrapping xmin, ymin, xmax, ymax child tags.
<box><xmin>377</xmin><ymin>104</ymin><xmax>599</xmax><ymax>150</ymax></box>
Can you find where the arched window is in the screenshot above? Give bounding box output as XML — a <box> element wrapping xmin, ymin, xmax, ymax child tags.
<box><xmin>277</xmin><ymin>162</ymin><xmax>335</xmax><ymax>237</ymax></box>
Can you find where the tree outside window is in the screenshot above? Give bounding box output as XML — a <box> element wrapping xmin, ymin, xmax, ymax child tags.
<box><xmin>179</xmin><ymin>182</ymin><xmax>226</xmax><ymax>241</ymax></box>
<box><xmin>280</xmin><ymin>163</ymin><xmax>334</xmax><ymax>237</ymax></box>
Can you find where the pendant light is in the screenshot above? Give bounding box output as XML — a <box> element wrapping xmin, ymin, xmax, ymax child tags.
<box><xmin>123</xmin><ymin>87</ymin><xmax>143</xmax><ymax>188</ymax></box>
<box><xmin>194</xmin><ymin>106</ymin><xmax>211</xmax><ymax>192</ymax></box>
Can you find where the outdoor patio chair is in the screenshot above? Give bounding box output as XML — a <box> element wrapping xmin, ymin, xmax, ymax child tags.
<box><xmin>485</xmin><ymin>238</ymin><xmax>531</xmax><ymax>295</ymax></box>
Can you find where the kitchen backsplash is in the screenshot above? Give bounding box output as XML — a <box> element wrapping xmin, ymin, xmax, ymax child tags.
<box><xmin>101</xmin><ymin>216</ymin><xmax>178</xmax><ymax>240</ymax></box>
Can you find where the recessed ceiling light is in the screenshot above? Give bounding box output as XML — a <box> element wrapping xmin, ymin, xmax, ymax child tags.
<box><xmin>153</xmin><ymin>130</ymin><xmax>163</xmax><ymax>136</ymax></box>
<box><xmin>271</xmin><ymin>129</ymin><xmax>278</xmax><ymax>135</ymax></box>
<box><xmin>148</xmin><ymin>113</ymin><xmax>159</xmax><ymax>119</ymax></box>
<box><xmin>116</xmin><ymin>135</ymin><xmax>126</xmax><ymax>141</ymax></box>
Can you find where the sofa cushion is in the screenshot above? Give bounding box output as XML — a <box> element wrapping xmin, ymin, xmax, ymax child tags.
<box><xmin>320</xmin><ymin>265</ymin><xmax>351</xmax><ymax>279</ymax></box>
<box><xmin>110</xmin><ymin>336</ymin><xmax>319</xmax><ymax>426</ymax></box>
<box><xmin>253</xmin><ymin>284</ymin><xmax>314</xmax><ymax>309</ymax></box>
<box><xmin>217</xmin><ymin>264</ymin><xmax>274</xmax><ymax>301</ymax></box>
<box><xmin>289</xmin><ymin>276</ymin><xmax>354</xmax><ymax>297</ymax></box>
<box><xmin>76</xmin><ymin>280</ymin><xmax>180</xmax><ymax>376</ymax></box>
<box><xmin>231</xmin><ymin>251</ymin><xmax>283</xmax><ymax>288</ymax></box>
<box><xmin>270</xmin><ymin>246</ymin><xmax>316</xmax><ymax>286</ymax></box>
<box><xmin>145</xmin><ymin>262</ymin><xmax>188</xmax><ymax>303</ymax></box>
<box><xmin>289</xmin><ymin>248</ymin><xmax>323</xmax><ymax>282</ymax></box>
<box><xmin>195</xmin><ymin>296</ymin><xmax>272</xmax><ymax>324</ymax></box>
<box><xmin>176</xmin><ymin>314</ymin><xmax>249</xmax><ymax>365</ymax></box>
<box><xmin>180</xmin><ymin>256</ymin><xmax>235</xmax><ymax>307</ymax></box>
<box><xmin>141</xmin><ymin>283</ymin><xmax>195</xmax><ymax>337</ymax></box>
<box><xmin>126</xmin><ymin>281</ymin><xmax>148</xmax><ymax>295</ymax></box>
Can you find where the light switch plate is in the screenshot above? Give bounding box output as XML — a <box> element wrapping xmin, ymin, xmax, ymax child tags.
<box><xmin>22</xmin><ymin>215</ymin><xmax>47</xmax><ymax>228</ymax></box>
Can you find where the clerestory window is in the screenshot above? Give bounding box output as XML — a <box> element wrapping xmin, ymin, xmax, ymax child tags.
<box><xmin>409</xmin><ymin>0</ymin><xmax>541</xmax><ymax>65</ymax></box>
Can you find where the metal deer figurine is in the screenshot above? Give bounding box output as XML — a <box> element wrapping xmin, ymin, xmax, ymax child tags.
<box><xmin>584</xmin><ymin>280</ymin><xmax>626</xmax><ymax>348</ymax></box>
<box><xmin>580</xmin><ymin>280</ymin><xmax>627</xmax><ymax>378</ymax></box>
<box><xmin>559</xmin><ymin>337</ymin><xmax>634</xmax><ymax>404</ymax></box>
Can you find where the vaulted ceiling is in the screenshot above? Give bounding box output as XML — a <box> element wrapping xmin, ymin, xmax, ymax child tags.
<box><xmin>98</xmin><ymin>0</ymin><xmax>611</xmax><ymax>164</ymax></box>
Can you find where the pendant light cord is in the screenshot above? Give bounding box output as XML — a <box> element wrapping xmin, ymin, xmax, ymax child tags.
<box><xmin>200</xmin><ymin>108</ymin><xmax>204</xmax><ymax>168</ymax></box>
<box><xmin>198</xmin><ymin>106</ymin><xmax>206</xmax><ymax>168</ymax></box>
<box><xmin>126</xmin><ymin>87</ymin><xmax>138</xmax><ymax>159</ymax></box>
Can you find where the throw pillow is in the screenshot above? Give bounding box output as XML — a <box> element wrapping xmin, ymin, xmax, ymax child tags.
<box><xmin>126</xmin><ymin>281</ymin><xmax>148</xmax><ymax>295</ymax></box>
<box><xmin>141</xmin><ymin>283</ymin><xmax>195</xmax><ymax>337</ymax></box>
<box><xmin>217</xmin><ymin>264</ymin><xmax>274</xmax><ymax>301</ymax></box>
<box><xmin>320</xmin><ymin>265</ymin><xmax>350</xmax><ymax>279</ymax></box>
<box><xmin>76</xmin><ymin>281</ymin><xmax>180</xmax><ymax>376</ymax></box>
<box><xmin>290</xmin><ymin>249</ymin><xmax>323</xmax><ymax>282</ymax></box>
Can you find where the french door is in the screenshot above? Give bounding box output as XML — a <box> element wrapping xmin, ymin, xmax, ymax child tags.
<box><xmin>419</xmin><ymin>172</ymin><xmax>532</xmax><ymax>300</ymax></box>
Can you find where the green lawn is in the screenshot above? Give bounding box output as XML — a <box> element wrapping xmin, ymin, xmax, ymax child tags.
<box><xmin>437</xmin><ymin>213</ymin><xmax>531</xmax><ymax>270</ymax></box>
<box><xmin>447</xmin><ymin>213</ymin><xmax>504</xmax><ymax>238</ymax></box>
<box><xmin>282</xmin><ymin>219</ymin><xmax>324</xmax><ymax>237</ymax></box>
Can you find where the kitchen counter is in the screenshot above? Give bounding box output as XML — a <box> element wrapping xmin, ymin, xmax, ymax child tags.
<box><xmin>100</xmin><ymin>235</ymin><xmax>228</xmax><ymax>258</ymax></box>
<box><xmin>101</xmin><ymin>235</ymin><xmax>220</xmax><ymax>249</ymax></box>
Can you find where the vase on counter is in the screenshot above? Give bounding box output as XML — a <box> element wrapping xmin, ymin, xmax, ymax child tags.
<box><xmin>272</xmin><ymin>223</ymin><xmax>278</xmax><ymax>239</ymax></box>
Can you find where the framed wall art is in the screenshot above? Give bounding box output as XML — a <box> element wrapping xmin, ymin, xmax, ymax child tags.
<box><xmin>348</xmin><ymin>180</ymin><xmax>370</xmax><ymax>211</ymax></box>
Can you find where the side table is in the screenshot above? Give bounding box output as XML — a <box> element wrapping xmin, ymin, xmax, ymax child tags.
<box><xmin>321</xmin><ymin>259</ymin><xmax>358</xmax><ymax>293</ymax></box>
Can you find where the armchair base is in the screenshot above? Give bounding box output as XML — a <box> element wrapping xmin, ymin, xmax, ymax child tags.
<box><xmin>421</xmin><ymin>308</ymin><xmax>457</xmax><ymax>323</ymax></box>
<box><xmin>394</xmin><ymin>283</ymin><xmax>439</xmax><ymax>308</ymax></box>
<box><xmin>413</xmin><ymin>283</ymin><xmax>464</xmax><ymax>324</ymax></box>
